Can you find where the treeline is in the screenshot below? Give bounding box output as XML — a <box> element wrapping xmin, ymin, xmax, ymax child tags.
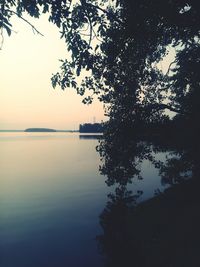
<box><xmin>79</xmin><ymin>123</ymin><xmax>104</xmax><ymax>133</ymax></box>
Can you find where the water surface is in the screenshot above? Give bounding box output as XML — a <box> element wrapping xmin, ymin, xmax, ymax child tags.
<box><xmin>0</xmin><ymin>132</ymin><xmax>167</xmax><ymax>267</ymax></box>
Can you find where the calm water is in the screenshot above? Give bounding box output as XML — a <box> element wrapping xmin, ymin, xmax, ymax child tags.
<box><xmin>0</xmin><ymin>132</ymin><xmax>167</xmax><ymax>267</ymax></box>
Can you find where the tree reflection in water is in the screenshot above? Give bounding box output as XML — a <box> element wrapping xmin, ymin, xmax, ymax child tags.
<box><xmin>97</xmin><ymin>123</ymin><xmax>200</xmax><ymax>267</ymax></box>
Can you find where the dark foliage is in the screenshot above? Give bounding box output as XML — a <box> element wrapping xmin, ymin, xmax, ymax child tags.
<box><xmin>1</xmin><ymin>0</ymin><xmax>200</xmax><ymax>130</ymax></box>
<box><xmin>97</xmin><ymin>123</ymin><xmax>200</xmax><ymax>267</ymax></box>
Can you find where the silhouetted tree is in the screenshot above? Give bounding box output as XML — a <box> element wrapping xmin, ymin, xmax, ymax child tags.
<box><xmin>1</xmin><ymin>0</ymin><xmax>199</xmax><ymax>129</ymax></box>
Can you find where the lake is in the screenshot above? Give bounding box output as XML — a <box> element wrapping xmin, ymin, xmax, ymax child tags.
<box><xmin>0</xmin><ymin>132</ymin><xmax>168</xmax><ymax>267</ymax></box>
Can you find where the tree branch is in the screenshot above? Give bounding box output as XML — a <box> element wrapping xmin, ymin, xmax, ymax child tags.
<box><xmin>146</xmin><ymin>103</ymin><xmax>185</xmax><ymax>115</ymax></box>
<box><xmin>85</xmin><ymin>10</ymin><xmax>92</xmax><ymax>47</ymax></box>
<box><xmin>84</xmin><ymin>2</ymin><xmax>123</xmax><ymax>24</ymax></box>
<box><xmin>6</xmin><ymin>9</ymin><xmax>44</xmax><ymax>36</ymax></box>
<box><xmin>165</xmin><ymin>60</ymin><xmax>176</xmax><ymax>76</ymax></box>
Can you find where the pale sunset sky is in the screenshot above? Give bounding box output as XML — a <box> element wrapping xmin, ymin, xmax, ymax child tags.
<box><xmin>0</xmin><ymin>14</ymin><xmax>105</xmax><ymax>130</ymax></box>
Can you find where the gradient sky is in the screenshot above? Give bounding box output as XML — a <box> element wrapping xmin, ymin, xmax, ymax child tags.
<box><xmin>0</xmin><ymin>13</ymin><xmax>175</xmax><ymax>130</ymax></box>
<box><xmin>0</xmin><ymin>14</ymin><xmax>105</xmax><ymax>130</ymax></box>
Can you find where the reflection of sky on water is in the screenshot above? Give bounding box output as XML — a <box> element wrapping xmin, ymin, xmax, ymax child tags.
<box><xmin>0</xmin><ymin>132</ymin><xmax>168</xmax><ymax>267</ymax></box>
<box><xmin>130</xmin><ymin>151</ymin><xmax>170</xmax><ymax>201</ymax></box>
<box><xmin>0</xmin><ymin>132</ymin><xmax>106</xmax><ymax>267</ymax></box>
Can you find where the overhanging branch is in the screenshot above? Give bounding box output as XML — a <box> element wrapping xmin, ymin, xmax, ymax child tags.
<box><xmin>6</xmin><ymin>9</ymin><xmax>44</xmax><ymax>36</ymax></box>
<box><xmin>147</xmin><ymin>103</ymin><xmax>186</xmax><ymax>115</ymax></box>
<box><xmin>83</xmin><ymin>1</ymin><xmax>123</xmax><ymax>24</ymax></box>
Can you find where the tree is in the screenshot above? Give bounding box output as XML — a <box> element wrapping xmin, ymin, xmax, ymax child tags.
<box><xmin>1</xmin><ymin>0</ymin><xmax>200</xmax><ymax>128</ymax></box>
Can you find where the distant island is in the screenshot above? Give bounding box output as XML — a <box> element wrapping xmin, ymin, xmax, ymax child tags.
<box><xmin>24</xmin><ymin>128</ymin><xmax>57</xmax><ymax>132</ymax></box>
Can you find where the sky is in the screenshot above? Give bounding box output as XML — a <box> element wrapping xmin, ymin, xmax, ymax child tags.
<box><xmin>0</xmin><ymin>14</ymin><xmax>105</xmax><ymax>130</ymax></box>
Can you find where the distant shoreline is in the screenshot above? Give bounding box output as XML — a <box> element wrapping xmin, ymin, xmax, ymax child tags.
<box><xmin>0</xmin><ymin>129</ymin><xmax>103</xmax><ymax>133</ymax></box>
<box><xmin>0</xmin><ymin>129</ymin><xmax>79</xmax><ymax>133</ymax></box>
